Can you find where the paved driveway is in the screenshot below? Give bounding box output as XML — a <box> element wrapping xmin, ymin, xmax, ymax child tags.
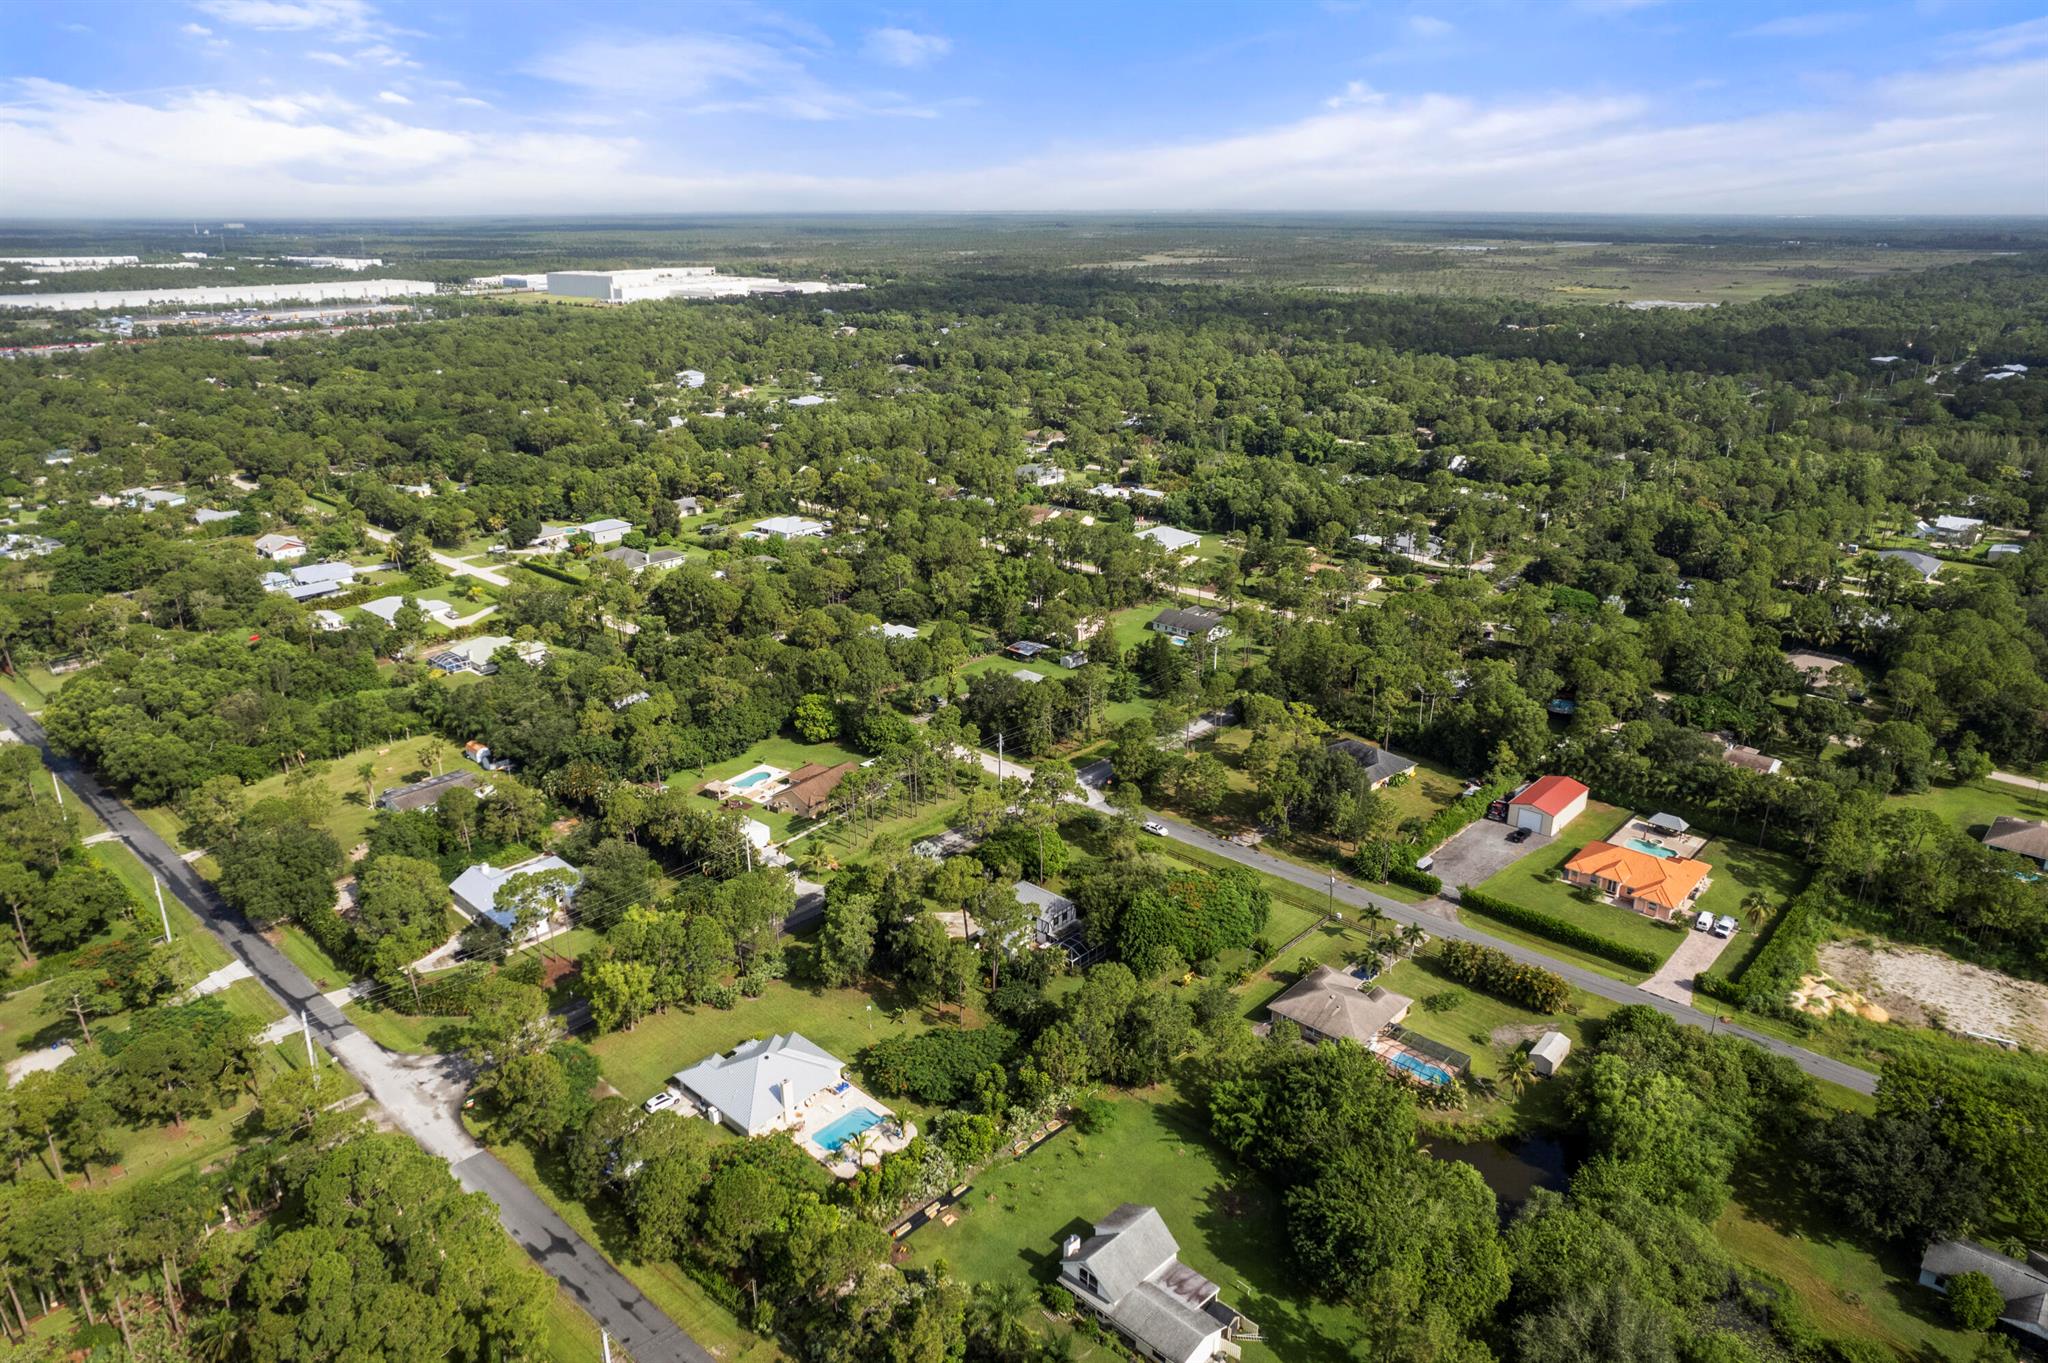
<box><xmin>1430</xmin><ymin>818</ymin><xmax>1552</xmax><ymax>896</ymax></box>
<box><xmin>1640</xmin><ymin>924</ymin><xmax>1736</xmax><ymax>1007</ymax></box>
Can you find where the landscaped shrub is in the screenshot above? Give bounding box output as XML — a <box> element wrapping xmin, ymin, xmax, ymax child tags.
<box><xmin>861</xmin><ymin>1024</ymin><xmax>1019</xmax><ymax>1105</ymax></box>
<box><xmin>1388</xmin><ymin>864</ymin><xmax>1443</xmax><ymax>895</ymax></box>
<box><xmin>1945</xmin><ymin>1271</ymin><xmax>2004</xmax><ymax>1331</ymax></box>
<box><xmin>1434</xmin><ymin>939</ymin><xmax>1572</xmax><ymax>1012</ymax></box>
<box><xmin>1356</xmin><ymin>775</ymin><xmax>1517</xmax><ymax>887</ymax></box>
<box><xmin>1456</xmin><ymin>888</ymin><xmax>1663</xmax><ymax>972</ymax></box>
<box><xmin>1697</xmin><ymin>888</ymin><xmax>1832</xmax><ymax>1015</ymax></box>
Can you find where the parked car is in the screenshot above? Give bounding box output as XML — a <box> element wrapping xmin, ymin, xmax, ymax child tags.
<box><xmin>1507</xmin><ymin>826</ymin><xmax>1532</xmax><ymax>844</ymax></box>
<box><xmin>1142</xmin><ymin>819</ymin><xmax>1169</xmax><ymax>836</ymax></box>
<box><xmin>1694</xmin><ymin>910</ymin><xmax>1715</xmax><ymax>932</ymax></box>
<box><xmin>1713</xmin><ymin>915</ymin><xmax>1738</xmax><ymax>938</ymax></box>
<box><xmin>643</xmin><ymin>1089</ymin><xmax>682</xmax><ymax>1114</ymax></box>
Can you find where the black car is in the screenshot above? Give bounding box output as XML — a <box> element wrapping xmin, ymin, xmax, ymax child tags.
<box><xmin>1507</xmin><ymin>826</ymin><xmax>1533</xmax><ymax>844</ymax></box>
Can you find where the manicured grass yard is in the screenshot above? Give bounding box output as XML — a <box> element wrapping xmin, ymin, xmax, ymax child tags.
<box><xmin>670</xmin><ymin>732</ymin><xmax>867</xmax><ymax>841</ymax></box>
<box><xmin>88</xmin><ymin>842</ymin><xmax>235</xmax><ymax>974</ymax></box>
<box><xmin>1893</xmin><ymin>775</ymin><xmax>2048</xmax><ymax>837</ymax></box>
<box><xmin>1375</xmin><ymin>955</ymin><xmax>1615</xmax><ymax>1083</ymax></box>
<box><xmin>344</xmin><ymin>1004</ymin><xmax>466</xmax><ymax>1054</ymax></box>
<box><xmin>155</xmin><ymin>738</ymin><xmax>475</xmax><ymax>857</ymax></box>
<box><xmin>271</xmin><ymin>921</ymin><xmax>353</xmax><ymax>993</ymax></box>
<box><xmin>1470</xmin><ymin>803</ymin><xmax>1687</xmax><ymax>967</ymax></box>
<box><xmin>586</xmin><ymin>969</ymin><xmax>939</xmax><ymax>1106</ymax></box>
<box><xmin>905</xmin><ymin>1086</ymin><xmax>1345</xmax><ymax>1363</ymax></box>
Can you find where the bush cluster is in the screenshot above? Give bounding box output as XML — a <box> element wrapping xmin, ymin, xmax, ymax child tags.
<box><xmin>1434</xmin><ymin>938</ymin><xmax>1572</xmax><ymax>1012</ymax></box>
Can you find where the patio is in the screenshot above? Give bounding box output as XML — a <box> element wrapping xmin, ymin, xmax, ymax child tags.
<box><xmin>792</xmin><ymin>1080</ymin><xmax>917</xmax><ymax>1178</ymax></box>
<box><xmin>1614</xmin><ymin>814</ymin><xmax>1708</xmax><ymax>860</ymax></box>
<box><xmin>701</xmin><ymin>762</ymin><xmax>790</xmax><ymax>804</ymax></box>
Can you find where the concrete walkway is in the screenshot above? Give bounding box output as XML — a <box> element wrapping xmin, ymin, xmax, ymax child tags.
<box><xmin>1638</xmin><ymin>928</ymin><xmax>1736</xmax><ymax>1008</ymax></box>
<box><xmin>361</xmin><ymin>525</ymin><xmax>513</xmax><ymax>587</ymax></box>
<box><xmin>1991</xmin><ymin>770</ymin><xmax>2048</xmax><ymax>793</ymax></box>
<box><xmin>181</xmin><ymin>959</ymin><xmax>253</xmax><ymax>1000</ymax></box>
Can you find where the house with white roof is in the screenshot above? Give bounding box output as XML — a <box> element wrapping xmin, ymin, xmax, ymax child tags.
<box><xmin>426</xmin><ymin>634</ymin><xmax>543</xmax><ymax>675</ymax></box>
<box><xmin>1137</xmin><ymin>525</ymin><xmax>1201</xmax><ymax>553</ymax></box>
<box><xmin>449</xmin><ymin>854</ymin><xmax>580</xmax><ymax>936</ymax></box>
<box><xmin>672</xmin><ymin>1033</ymin><xmax>845</xmax><ymax>1137</ymax></box>
<box><xmin>1012</xmin><ymin>880</ymin><xmax>1078</xmax><ymax>945</ymax></box>
<box><xmin>253</xmin><ymin>532</ymin><xmax>307</xmax><ymax>561</ymax></box>
<box><xmin>191</xmin><ymin>507</ymin><xmax>237</xmax><ymax>526</ymax></box>
<box><xmin>1059</xmin><ymin>1205</ymin><xmax>1253</xmax><ymax>1363</ymax></box>
<box><xmin>310</xmin><ymin>609</ymin><xmax>347</xmax><ymax>632</ymax></box>
<box><xmin>873</xmin><ymin>622</ymin><xmax>920</xmax><ymax>640</ymax></box>
<box><xmin>360</xmin><ymin>595</ymin><xmax>459</xmax><ymax>627</ymax></box>
<box><xmin>0</xmin><ymin>533</ymin><xmax>61</xmax><ymax>560</ymax></box>
<box><xmin>261</xmin><ymin>560</ymin><xmax>356</xmax><ymax>600</ymax></box>
<box><xmin>1930</xmin><ymin>514</ymin><xmax>1985</xmax><ymax>545</ymax></box>
<box><xmin>755</xmin><ymin>515</ymin><xmax>827</xmax><ymax>538</ymax></box>
<box><xmin>530</xmin><ymin>517</ymin><xmax>635</xmax><ymax>551</ymax></box>
<box><xmin>113</xmin><ymin>487</ymin><xmax>187</xmax><ymax>511</ymax></box>
<box><xmin>1017</xmin><ymin>463</ymin><xmax>1066</xmax><ymax>488</ymax></box>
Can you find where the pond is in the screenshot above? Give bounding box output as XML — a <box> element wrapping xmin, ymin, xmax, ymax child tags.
<box><xmin>1426</xmin><ymin>1134</ymin><xmax>1571</xmax><ymax>1212</ymax></box>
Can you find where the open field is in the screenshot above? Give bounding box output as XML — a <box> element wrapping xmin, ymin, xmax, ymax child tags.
<box><xmin>1893</xmin><ymin>774</ymin><xmax>2048</xmax><ymax>835</ymax></box>
<box><xmin>1816</xmin><ymin>938</ymin><xmax>2048</xmax><ymax>1048</ymax></box>
<box><xmin>904</xmin><ymin>1087</ymin><xmax>1327</xmax><ymax>1363</ymax></box>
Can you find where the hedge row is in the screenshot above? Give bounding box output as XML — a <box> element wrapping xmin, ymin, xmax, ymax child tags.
<box><xmin>1435</xmin><ymin>939</ymin><xmax>1573</xmax><ymax>1013</ymax></box>
<box><xmin>1456</xmin><ymin>887</ymin><xmax>1664</xmax><ymax>972</ymax></box>
<box><xmin>1695</xmin><ymin>888</ymin><xmax>1833</xmax><ymax>1015</ymax></box>
<box><xmin>1387</xmin><ymin>864</ymin><xmax>1443</xmax><ymax>895</ymax></box>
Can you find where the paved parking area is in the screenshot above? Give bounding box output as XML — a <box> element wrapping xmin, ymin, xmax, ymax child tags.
<box><xmin>1430</xmin><ymin>818</ymin><xmax>1553</xmax><ymax>896</ymax></box>
<box><xmin>1640</xmin><ymin>926</ymin><xmax>1735</xmax><ymax>1006</ymax></box>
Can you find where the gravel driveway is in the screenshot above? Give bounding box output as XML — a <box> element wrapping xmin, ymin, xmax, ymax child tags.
<box><xmin>1430</xmin><ymin>818</ymin><xmax>1553</xmax><ymax>896</ymax></box>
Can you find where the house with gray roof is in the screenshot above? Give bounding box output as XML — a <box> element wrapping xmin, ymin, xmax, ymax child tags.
<box><xmin>375</xmin><ymin>770</ymin><xmax>489</xmax><ymax>814</ymax></box>
<box><xmin>1879</xmin><ymin>548</ymin><xmax>1942</xmax><ymax>581</ymax></box>
<box><xmin>449</xmin><ymin>854</ymin><xmax>579</xmax><ymax>935</ymax></box>
<box><xmin>1012</xmin><ymin>880</ymin><xmax>1078</xmax><ymax>946</ymax></box>
<box><xmin>672</xmin><ymin>1033</ymin><xmax>844</xmax><ymax>1138</ymax></box>
<box><xmin>262</xmin><ymin>560</ymin><xmax>356</xmax><ymax>600</ymax></box>
<box><xmin>1327</xmin><ymin>738</ymin><xmax>1416</xmax><ymax>789</ymax></box>
<box><xmin>1266</xmin><ymin>965</ymin><xmax>1413</xmax><ymax>1046</ymax></box>
<box><xmin>1058</xmin><ymin>1205</ymin><xmax>1253</xmax><ymax>1363</ymax></box>
<box><xmin>1150</xmin><ymin>606</ymin><xmax>1229</xmax><ymax>643</ymax></box>
<box><xmin>1918</xmin><ymin>1240</ymin><xmax>2048</xmax><ymax>1343</ymax></box>
<box><xmin>1983</xmin><ymin>816</ymin><xmax>2048</xmax><ymax>869</ymax></box>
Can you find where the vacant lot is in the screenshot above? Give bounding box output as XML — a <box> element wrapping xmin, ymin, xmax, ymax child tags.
<box><xmin>1817</xmin><ymin>940</ymin><xmax>2048</xmax><ymax>1049</ymax></box>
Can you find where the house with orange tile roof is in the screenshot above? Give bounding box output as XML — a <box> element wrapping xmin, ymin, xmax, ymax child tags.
<box><xmin>1562</xmin><ymin>840</ymin><xmax>1712</xmax><ymax>920</ymax></box>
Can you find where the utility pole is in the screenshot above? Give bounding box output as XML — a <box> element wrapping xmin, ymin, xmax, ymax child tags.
<box><xmin>50</xmin><ymin>778</ymin><xmax>62</xmax><ymax>812</ymax></box>
<box><xmin>996</xmin><ymin>733</ymin><xmax>1004</xmax><ymax>782</ymax></box>
<box><xmin>301</xmin><ymin>1013</ymin><xmax>320</xmax><ymax>1087</ymax></box>
<box><xmin>601</xmin><ymin>1331</ymin><xmax>612</xmax><ymax>1363</ymax></box>
<box><xmin>154</xmin><ymin>876</ymin><xmax>171</xmax><ymax>943</ymax></box>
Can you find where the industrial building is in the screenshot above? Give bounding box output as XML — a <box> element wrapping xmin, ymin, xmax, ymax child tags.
<box><xmin>280</xmin><ymin>255</ymin><xmax>381</xmax><ymax>271</ymax></box>
<box><xmin>0</xmin><ymin>279</ymin><xmax>437</xmax><ymax>311</ymax></box>
<box><xmin>544</xmin><ymin>266</ymin><xmax>860</xmax><ymax>304</ymax></box>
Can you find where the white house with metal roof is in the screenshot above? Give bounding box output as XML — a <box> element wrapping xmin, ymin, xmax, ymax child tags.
<box><xmin>672</xmin><ymin>1033</ymin><xmax>845</xmax><ymax>1137</ymax></box>
<box><xmin>1059</xmin><ymin>1205</ymin><xmax>1252</xmax><ymax>1363</ymax></box>
<box><xmin>449</xmin><ymin>854</ymin><xmax>580</xmax><ymax>934</ymax></box>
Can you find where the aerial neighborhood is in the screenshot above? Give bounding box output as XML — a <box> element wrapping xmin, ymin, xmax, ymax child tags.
<box><xmin>0</xmin><ymin>165</ymin><xmax>2045</xmax><ymax>1363</ymax></box>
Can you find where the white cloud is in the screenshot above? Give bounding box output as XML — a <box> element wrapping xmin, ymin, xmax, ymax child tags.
<box><xmin>376</xmin><ymin>89</ymin><xmax>409</xmax><ymax>104</ymax></box>
<box><xmin>453</xmin><ymin>95</ymin><xmax>492</xmax><ymax>108</ymax></box>
<box><xmin>528</xmin><ymin>32</ymin><xmax>934</xmax><ymax>119</ymax></box>
<box><xmin>1940</xmin><ymin>15</ymin><xmax>2048</xmax><ymax>59</ymax></box>
<box><xmin>182</xmin><ymin>22</ymin><xmax>213</xmax><ymax>36</ymax></box>
<box><xmin>2</xmin><ymin>55</ymin><xmax>2043</xmax><ymax>216</ymax></box>
<box><xmin>864</xmin><ymin>27</ymin><xmax>951</xmax><ymax>67</ymax></box>
<box><xmin>1325</xmin><ymin>80</ymin><xmax>1385</xmax><ymax>109</ymax></box>
<box><xmin>1406</xmin><ymin>15</ymin><xmax>1454</xmax><ymax>39</ymax></box>
<box><xmin>306</xmin><ymin>49</ymin><xmax>351</xmax><ymax>66</ymax></box>
<box><xmin>1738</xmin><ymin>11</ymin><xmax>1864</xmax><ymax>39</ymax></box>
<box><xmin>192</xmin><ymin>0</ymin><xmax>381</xmax><ymax>36</ymax></box>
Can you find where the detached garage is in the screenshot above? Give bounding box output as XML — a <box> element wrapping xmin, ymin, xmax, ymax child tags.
<box><xmin>1507</xmin><ymin>775</ymin><xmax>1590</xmax><ymax>837</ymax></box>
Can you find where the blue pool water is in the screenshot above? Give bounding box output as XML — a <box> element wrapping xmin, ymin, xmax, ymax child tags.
<box><xmin>1624</xmin><ymin>837</ymin><xmax>1676</xmax><ymax>859</ymax></box>
<box><xmin>729</xmin><ymin>768</ymin><xmax>780</xmax><ymax>790</ymax></box>
<box><xmin>1390</xmin><ymin>1052</ymin><xmax>1453</xmax><ymax>1086</ymax></box>
<box><xmin>813</xmin><ymin>1107</ymin><xmax>886</xmax><ymax>1152</ymax></box>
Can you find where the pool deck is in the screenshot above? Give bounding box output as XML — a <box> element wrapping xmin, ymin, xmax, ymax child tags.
<box><xmin>702</xmin><ymin>763</ymin><xmax>791</xmax><ymax>804</ymax></box>
<box><xmin>1372</xmin><ymin>1036</ymin><xmax>1460</xmax><ymax>1087</ymax></box>
<box><xmin>1615</xmin><ymin>815</ymin><xmax>1707</xmax><ymax>860</ymax></box>
<box><xmin>790</xmin><ymin>1081</ymin><xmax>917</xmax><ymax>1179</ymax></box>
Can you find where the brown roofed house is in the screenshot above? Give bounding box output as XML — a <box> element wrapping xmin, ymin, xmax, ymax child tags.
<box><xmin>768</xmin><ymin>761</ymin><xmax>858</xmax><ymax>818</ymax></box>
<box><xmin>1267</xmin><ymin>965</ymin><xmax>1412</xmax><ymax>1046</ymax></box>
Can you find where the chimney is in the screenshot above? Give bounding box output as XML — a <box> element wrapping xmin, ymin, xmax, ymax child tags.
<box><xmin>1063</xmin><ymin>1234</ymin><xmax>1082</xmax><ymax>1259</ymax></box>
<box><xmin>781</xmin><ymin>1080</ymin><xmax>794</xmax><ymax>1128</ymax></box>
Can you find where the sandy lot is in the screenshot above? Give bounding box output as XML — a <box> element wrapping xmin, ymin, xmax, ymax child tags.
<box><xmin>1816</xmin><ymin>941</ymin><xmax>2048</xmax><ymax>1048</ymax></box>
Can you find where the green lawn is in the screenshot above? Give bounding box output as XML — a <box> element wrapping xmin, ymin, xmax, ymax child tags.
<box><xmin>538</xmin><ymin>1286</ymin><xmax>608</xmax><ymax>1363</ymax></box>
<box><xmin>0</xmin><ymin>663</ymin><xmax>76</xmax><ymax>711</ymax></box>
<box><xmin>175</xmin><ymin>739</ymin><xmax>478</xmax><ymax>856</ymax></box>
<box><xmin>669</xmin><ymin>732</ymin><xmax>868</xmax><ymax>842</ymax></box>
<box><xmin>270</xmin><ymin>922</ymin><xmax>352</xmax><ymax>992</ymax></box>
<box><xmin>905</xmin><ymin>1087</ymin><xmax>1342</xmax><ymax>1363</ymax></box>
<box><xmin>87</xmin><ymin>843</ymin><xmax>235</xmax><ymax>974</ymax></box>
<box><xmin>1716</xmin><ymin>1190</ymin><xmax>1979</xmax><ymax>1361</ymax></box>
<box><xmin>586</xmin><ymin>969</ymin><xmax>939</xmax><ymax>1105</ymax></box>
<box><xmin>1470</xmin><ymin>802</ymin><xmax>1688</xmax><ymax>968</ymax></box>
<box><xmin>1107</xmin><ymin>602</ymin><xmax>1172</xmax><ymax>655</ymax></box>
<box><xmin>344</xmin><ymin>1005</ymin><xmax>466</xmax><ymax>1053</ymax></box>
<box><xmin>1893</xmin><ymin>775</ymin><xmax>2048</xmax><ymax>837</ymax></box>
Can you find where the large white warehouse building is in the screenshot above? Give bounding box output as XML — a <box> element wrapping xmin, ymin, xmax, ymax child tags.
<box><xmin>546</xmin><ymin>266</ymin><xmax>858</xmax><ymax>303</ymax></box>
<box><xmin>0</xmin><ymin>279</ymin><xmax>437</xmax><ymax>311</ymax></box>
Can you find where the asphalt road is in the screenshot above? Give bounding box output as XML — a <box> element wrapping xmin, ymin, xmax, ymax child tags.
<box><xmin>0</xmin><ymin>693</ymin><xmax>710</xmax><ymax>1363</ymax></box>
<box><xmin>1150</xmin><ymin>812</ymin><xmax>1880</xmax><ymax>1096</ymax></box>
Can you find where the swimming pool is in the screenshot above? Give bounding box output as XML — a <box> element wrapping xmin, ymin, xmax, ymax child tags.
<box><xmin>812</xmin><ymin>1106</ymin><xmax>886</xmax><ymax>1153</ymax></box>
<box><xmin>1390</xmin><ymin>1052</ymin><xmax>1453</xmax><ymax>1086</ymax></box>
<box><xmin>728</xmin><ymin>765</ymin><xmax>784</xmax><ymax>791</ymax></box>
<box><xmin>1623</xmin><ymin>837</ymin><xmax>1675</xmax><ymax>859</ymax></box>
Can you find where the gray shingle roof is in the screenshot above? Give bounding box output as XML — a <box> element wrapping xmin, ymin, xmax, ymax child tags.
<box><xmin>1062</xmin><ymin>1205</ymin><xmax>1222</xmax><ymax>1363</ymax></box>
<box><xmin>1266</xmin><ymin>965</ymin><xmax>1412</xmax><ymax>1045</ymax></box>
<box><xmin>1327</xmin><ymin>738</ymin><xmax>1417</xmax><ymax>783</ymax></box>
<box><xmin>1921</xmin><ymin>1241</ymin><xmax>2048</xmax><ymax>1335</ymax></box>
<box><xmin>1984</xmin><ymin>816</ymin><xmax>2048</xmax><ymax>863</ymax></box>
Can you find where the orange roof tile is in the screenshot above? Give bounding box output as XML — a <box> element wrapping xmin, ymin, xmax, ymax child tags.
<box><xmin>1563</xmin><ymin>840</ymin><xmax>1711</xmax><ymax>912</ymax></box>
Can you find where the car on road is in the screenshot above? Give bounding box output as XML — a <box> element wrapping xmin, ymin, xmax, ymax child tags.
<box><xmin>643</xmin><ymin>1088</ymin><xmax>683</xmax><ymax>1114</ymax></box>
<box><xmin>1142</xmin><ymin>819</ymin><xmax>1169</xmax><ymax>835</ymax></box>
<box><xmin>1506</xmin><ymin>826</ymin><xmax>1532</xmax><ymax>844</ymax></box>
<box><xmin>1713</xmin><ymin>915</ymin><xmax>1738</xmax><ymax>938</ymax></box>
<box><xmin>1694</xmin><ymin>910</ymin><xmax>1715</xmax><ymax>932</ymax></box>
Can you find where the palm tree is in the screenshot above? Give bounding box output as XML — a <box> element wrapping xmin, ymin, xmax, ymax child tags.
<box><xmin>844</xmin><ymin>1126</ymin><xmax>879</xmax><ymax>1170</ymax></box>
<box><xmin>357</xmin><ymin>761</ymin><xmax>377</xmax><ymax>803</ymax></box>
<box><xmin>417</xmin><ymin>737</ymin><xmax>447</xmax><ymax>775</ymax></box>
<box><xmin>1497</xmin><ymin>1048</ymin><xmax>1534</xmax><ymax>1098</ymax></box>
<box><xmin>969</xmin><ymin>1278</ymin><xmax>1038</xmax><ymax>1363</ymax></box>
<box><xmin>1397</xmin><ymin>923</ymin><xmax>1426</xmax><ymax>959</ymax></box>
<box><xmin>1739</xmin><ymin>891</ymin><xmax>1773</xmax><ymax>931</ymax></box>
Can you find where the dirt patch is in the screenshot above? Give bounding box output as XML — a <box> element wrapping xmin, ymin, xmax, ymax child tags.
<box><xmin>1489</xmin><ymin>1023</ymin><xmax>1552</xmax><ymax>1048</ymax></box>
<box><xmin>1815</xmin><ymin>941</ymin><xmax>2048</xmax><ymax>1048</ymax></box>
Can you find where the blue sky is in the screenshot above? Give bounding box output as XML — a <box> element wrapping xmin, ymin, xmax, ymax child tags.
<box><xmin>2</xmin><ymin>0</ymin><xmax>2045</xmax><ymax>216</ymax></box>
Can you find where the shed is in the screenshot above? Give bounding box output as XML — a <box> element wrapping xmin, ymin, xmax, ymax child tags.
<box><xmin>1528</xmin><ymin>1031</ymin><xmax>1572</xmax><ymax>1077</ymax></box>
<box><xmin>1507</xmin><ymin>776</ymin><xmax>1589</xmax><ymax>836</ymax></box>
